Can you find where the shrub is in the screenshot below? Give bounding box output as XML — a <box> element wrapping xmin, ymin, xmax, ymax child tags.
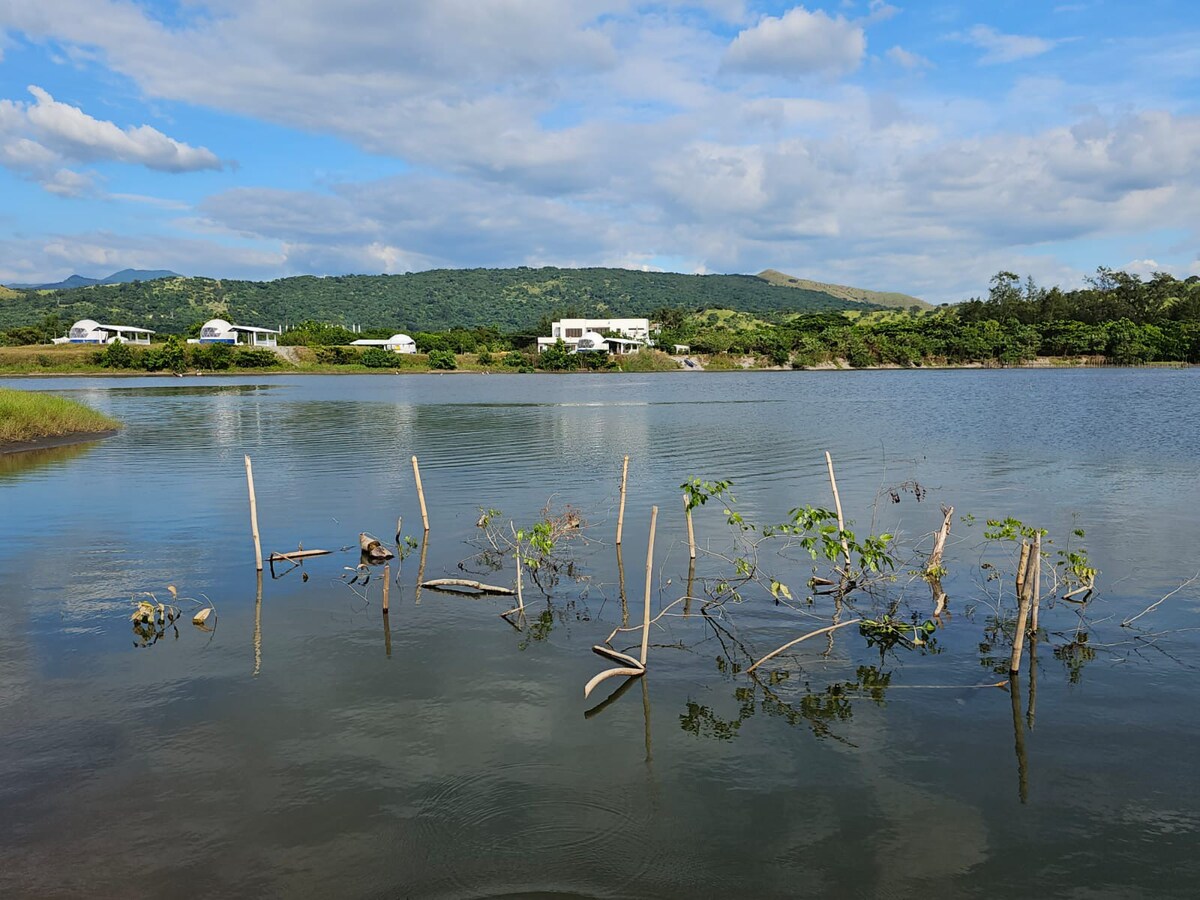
<box><xmin>99</xmin><ymin>340</ymin><xmax>135</xmax><ymax>369</ymax></box>
<box><xmin>503</xmin><ymin>351</ymin><xmax>531</xmax><ymax>368</ymax></box>
<box><xmin>313</xmin><ymin>345</ymin><xmax>363</xmax><ymax>365</ymax></box>
<box><xmin>428</xmin><ymin>349</ymin><xmax>457</xmax><ymax>370</ymax></box>
<box><xmin>191</xmin><ymin>342</ymin><xmax>234</xmax><ymax>370</ymax></box>
<box><xmin>360</xmin><ymin>347</ymin><xmax>395</xmax><ymax>368</ymax></box>
<box><xmin>477</xmin><ymin>349</ymin><xmax>494</xmax><ymax>366</ymax></box>
<box><xmin>235</xmin><ymin>348</ymin><xmax>280</xmax><ymax>368</ymax></box>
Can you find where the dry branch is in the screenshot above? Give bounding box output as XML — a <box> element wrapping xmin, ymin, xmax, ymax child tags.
<box><xmin>746</xmin><ymin>618</ymin><xmax>863</xmax><ymax>674</ymax></box>
<box><xmin>584</xmin><ymin>666</ymin><xmax>645</xmax><ymax>699</ymax></box>
<box><xmin>268</xmin><ymin>548</ymin><xmax>331</xmax><ymax>562</ymax></box>
<box><xmin>421</xmin><ymin>577</ymin><xmax>515</xmax><ymax>595</ymax></box>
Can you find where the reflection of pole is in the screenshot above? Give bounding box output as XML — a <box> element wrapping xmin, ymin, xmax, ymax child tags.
<box><xmin>414</xmin><ymin>537</ymin><xmax>428</xmax><ymax>605</ymax></box>
<box><xmin>640</xmin><ymin>506</ymin><xmax>658</xmax><ymax>667</ymax></box>
<box><xmin>641</xmin><ymin>676</ymin><xmax>653</xmax><ymax>765</ymax></box>
<box><xmin>253</xmin><ymin>570</ymin><xmax>263</xmax><ymax>676</ymax></box>
<box><xmin>616</xmin><ymin>455</ymin><xmax>629</xmax><ymax>546</ymax></box>
<box><xmin>1027</xmin><ymin>635</ymin><xmax>1038</xmax><ymax>730</ymax></box>
<box><xmin>245</xmin><ymin>455</ymin><xmax>263</xmax><ymax>571</ymax></box>
<box><xmin>384</xmin><ymin>566</ymin><xmax>393</xmax><ymax>657</ymax></box>
<box><xmin>412</xmin><ymin>455</ymin><xmax>429</xmax><ymax>533</ymax></box>
<box><xmin>1009</xmin><ymin>673</ymin><xmax>1029</xmax><ymax>804</ymax></box>
<box><xmin>616</xmin><ymin>543</ymin><xmax>628</xmax><ymax>626</ymax></box>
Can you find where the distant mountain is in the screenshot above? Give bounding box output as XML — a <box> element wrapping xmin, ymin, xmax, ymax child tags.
<box><xmin>6</xmin><ymin>269</ymin><xmax>181</xmax><ymax>291</ymax></box>
<box><xmin>0</xmin><ymin>267</ymin><xmax>890</xmax><ymax>333</ymax></box>
<box><xmin>757</xmin><ymin>269</ymin><xmax>931</xmax><ymax>310</ymax></box>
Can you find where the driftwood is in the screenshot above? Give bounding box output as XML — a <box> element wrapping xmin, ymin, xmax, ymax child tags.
<box><xmin>592</xmin><ymin>645</ymin><xmax>643</xmax><ymax>668</ymax></box>
<box><xmin>268</xmin><ymin>548</ymin><xmax>331</xmax><ymax>562</ymax></box>
<box><xmin>360</xmin><ymin>532</ymin><xmax>394</xmax><ymax>560</ymax></box>
<box><xmin>926</xmin><ymin>505</ymin><xmax>954</xmax><ymax>575</ymax></box>
<box><xmin>746</xmin><ymin>618</ymin><xmax>863</xmax><ymax>674</ymax></box>
<box><xmin>422</xmin><ymin>577</ymin><xmax>515</xmax><ymax>595</ymax></box>
<box><xmin>192</xmin><ymin>607</ymin><xmax>213</xmax><ymax>626</ymax></box>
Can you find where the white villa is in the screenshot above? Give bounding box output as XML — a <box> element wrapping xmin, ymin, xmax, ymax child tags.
<box><xmin>190</xmin><ymin>318</ymin><xmax>281</xmax><ymax>347</ymax></box>
<box><xmin>54</xmin><ymin>319</ymin><xmax>154</xmax><ymax>345</ymax></box>
<box><xmin>536</xmin><ymin>318</ymin><xmax>653</xmax><ymax>355</ymax></box>
<box><xmin>350</xmin><ymin>333</ymin><xmax>418</xmax><ymax>354</ymax></box>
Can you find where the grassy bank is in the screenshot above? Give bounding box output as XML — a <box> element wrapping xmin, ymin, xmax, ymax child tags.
<box><xmin>0</xmin><ymin>387</ymin><xmax>120</xmax><ymax>445</ymax></box>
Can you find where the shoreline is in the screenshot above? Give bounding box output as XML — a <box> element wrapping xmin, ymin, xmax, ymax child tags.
<box><xmin>0</xmin><ymin>428</ymin><xmax>119</xmax><ymax>455</ymax></box>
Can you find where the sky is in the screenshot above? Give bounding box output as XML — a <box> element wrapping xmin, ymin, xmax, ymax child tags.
<box><xmin>0</xmin><ymin>0</ymin><xmax>1197</xmax><ymax>301</ymax></box>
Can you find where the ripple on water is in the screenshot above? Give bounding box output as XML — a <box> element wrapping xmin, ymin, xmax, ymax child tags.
<box><xmin>415</xmin><ymin>762</ymin><xmax>654</xmax><ymax>895</ymax></box>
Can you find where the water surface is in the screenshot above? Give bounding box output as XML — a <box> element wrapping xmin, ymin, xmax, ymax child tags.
<box><xmin>1</xmin><ymin>370</ymin><xmax>1197</xmax><ymax>898</ymax></box>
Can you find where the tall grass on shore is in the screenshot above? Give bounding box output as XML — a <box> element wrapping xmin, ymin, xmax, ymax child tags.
<box><xmin>0</xmin><ymin>387</ymin><xmax>120</xmax><ymax>445</ymax></box>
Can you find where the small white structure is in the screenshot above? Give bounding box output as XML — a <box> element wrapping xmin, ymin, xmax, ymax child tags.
<box><xmin>190</xmin><ymin>318</ymin><xmax>280</xmax><ymax>347</ymax></box>
<box><xmin>537</xmin><ymin>317</ymin><xmax>653</xmax><ymax>355</ymax></box>
<box><xmin>53</xmin><ymin>318</ymin><xmax>153</xmax><ymax>345</ymax></box>
<box><xmin>350</xmin><ymin>333</ymin><xmax>417</xmax><ymax>354</ymax></box>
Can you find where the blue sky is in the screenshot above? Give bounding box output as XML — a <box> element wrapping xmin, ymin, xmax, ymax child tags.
<box><xmin>0</xmin><ymin>0</ymin><xmax>1197</xmax><ymax>301</ymax></box>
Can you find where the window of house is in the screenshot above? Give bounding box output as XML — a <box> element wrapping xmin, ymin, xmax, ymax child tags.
<box><xmin>566</xmin><ymin>328</ymin><xmax>583</xmax><ymax>338</ymax></box>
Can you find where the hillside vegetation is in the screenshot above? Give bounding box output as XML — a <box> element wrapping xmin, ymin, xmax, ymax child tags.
<box><xmin>757</xmin><ymin>269</ymin><xmax>931</xmax><ymax>310</ymax></box>
<box><xmin>0</xmin><ymin>267</ymin><xmax>877</xmax><ymax>334</ymax></box>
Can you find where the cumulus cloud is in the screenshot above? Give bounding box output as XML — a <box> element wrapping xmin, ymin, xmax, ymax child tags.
<box><xmin>0</xmin><ymin>84</ymin><xmax>223</xmax><ymax>195</ymax></box>
<box><xmin>723</xmin><ymin>6</ymin><xmax>866</xmax><ymax>77</ymax></box>
<box><xmin>958</xmin><ymin>25</ymin><xmax>1063</xmax><ymax>65</ymax></box>
<box><xmin>22</xmin><ymin>86</ymin><xmax>222</xmax><ymax>172</ymax></box>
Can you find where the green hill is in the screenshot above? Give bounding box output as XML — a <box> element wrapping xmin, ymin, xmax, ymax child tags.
<box><xmin>0</xmin><ymin>267</ymin><xmax>881</xmax><ymax>333</ymax></box>
<box><xmin>757</xmin><ymin>269</ymin><xmax>930</xmax><ymax>310</ymax></box>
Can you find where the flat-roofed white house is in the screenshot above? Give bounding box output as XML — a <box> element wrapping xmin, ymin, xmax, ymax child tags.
<box><xmin>53</xmin><ymin>319</ymin><xmax>154</xmax><ymax>345</ymax></box>
<box><xmin>537</xmin><ymin>318</ymin><xmax>653</xmax><ymax>355</ymax></box>
<box><xmin>190</xmin><ymin>318</ymin><xmax>280</xmax><ymax>347</ymax></box>
<box><xmin>350</xmin><ymin>333</ymin><xmax>418</xmax><ymax>354</ymax></box>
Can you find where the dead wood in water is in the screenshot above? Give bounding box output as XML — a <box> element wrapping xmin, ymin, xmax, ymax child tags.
<box><xmin>422</xmin><ymin>577</ymin><xmax>515</xmax><ymax>595</ymax></box>
<box><xmin>360</xmin><ymin>532</ymin><xmax>394</xmax><ymax>560</ymax></box>
<box><xmin>592</xmin><ymin>645</ymin><xmax>644</xmax><ymax>668</ymax></box>
<box><xmin>746</xmin><ymin>618</ymin><xmax>863</xmax><ymax>674</ymax></box>
<box><xmin>268</xmin><ymin>548</ymin><xmax>331</xmax><ymax>562</ymax></box>
<box><xmin>926</xmin><ymin>505</ymin><xmax>954</xmax><ymax>576</ymax></box>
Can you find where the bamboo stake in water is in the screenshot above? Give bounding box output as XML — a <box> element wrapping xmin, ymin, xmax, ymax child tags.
<box><xmin>616</xmin><ymin>543</ymin><xmax>628</xmax><ymax>626</ymax></box>
<box><xmin>824</xmin><ymin>451</ymin><xmax>852</xmax><ymax>572</ymax></box>
<box><xmin>1010</xmin><ymin>541</ymin><xmax>1033</xmax><ymax>675</ymax></box>
<box><xmin>684</xmin><ymin>492</ymin><xmax>696</xmax><ymax>560</ymax></box>
<box><xmin>640</xmin><ymin>506</ymin><xmax>658</xmax><ymax>667</ymax></box>
<box><xmin>616</xmin><ymin>455</ymin><xmax>629</xmax><ymax>545</ymax></box>
<box><xmin>411</xmin><ymin>455</ymin><xmax>429</xmax><ymax>532</ymax></box>
<box><xmin>245</xmin><ymin>455</ymin><xmax>263</xmax><ymax>571</ymax></box>
<box><xmin>382</xmin><ymin>563</ymin><xmax>390</xmax><ymax>613</ymax></box>
<box><xmin>1029</xmin><ymin>533</ymin><xmax>1042</xmax><ymax>635</ymax></box>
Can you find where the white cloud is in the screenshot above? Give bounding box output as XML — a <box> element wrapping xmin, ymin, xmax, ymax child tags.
<box><xmin>886</xmin><ymin>45</ymin><xmax>932</xmax><ymax>69</ymax></box>
<box><xmin>22</xmin><ymin>86</ymin><xmax>222</xmax><ymax>172</ymax></box>
<box><xmin>959</xmin><ymin>25</ymin><xmax>1063</xmax><ymax>65</ymax></box>
<box><xmin>723</xmin><ymin>6</ymin><xmax>866</xmax><ymax>77</ymax></box>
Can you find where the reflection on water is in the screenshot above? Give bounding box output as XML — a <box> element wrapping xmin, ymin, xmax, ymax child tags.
<box><xmin>0</xmin><ymin>371</ymin><xmax>1198</xmax><ymax>898</ymax></box>
<box><xmin>0</xmin><ymin>439</ymin><xmax>99</xmax><ymax>478</ymax></box>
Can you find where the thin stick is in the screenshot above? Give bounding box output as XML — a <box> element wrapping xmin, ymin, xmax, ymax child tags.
<box><xmin>245</xmin><ymin>455</ymin><xmax>263</xmax><ymax>571</ymax></box>
<box><xmin>382</xmin><ymin>563</ymin><xmax>390</xmax><ymax>613</ymax></box>
<box><xmin>640</xmin><ymin>506</ymin><xmax>658</xmax><ymax>666</ymax></box>
<box><xmin>1028</xmin><ymin>534</ymin><xmax>1041</xmax><ymax>635</ymax></box>
<box><xmin>616</xmin><ymin>455</ymin><xmax>629</xmax><ymax>545</ymax></box>
<box><xmin>604</xmin><ymin>596</ymin><xmax>690</xmax><ymax>646</ymax></box>
<box><xmin>412</xmin><ymin>455</ymin><xmax>429</xmax><ymax>532</ymax></box>
<box><xmin>824</xmin><ymin>451</ymin><xmax>852</xmax><ymax>572</ymax></box>
<box><xmin>684</xmin><ymin>492</ymin><xmax>696</xmax><ymax>560</ymax></box>
<box><xmin>746</xmin><ymin>618</ymin><xmax>862</xmax><ymax>674</ymax></box>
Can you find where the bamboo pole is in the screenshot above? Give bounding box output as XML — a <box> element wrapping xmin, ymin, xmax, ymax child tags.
<box><xmin>684</xmin><ymin>492</ymin><xmax>696</xmax><ymax>560</ymax></box>
<box><xmin>1009</xmin><ymin>541</ymin><xmax>1033</xmax><ymax>675</ymax></box>
<box><xmin>824</xmin><ymin>451</ymin><xmax>852</xmax><ymax>572</ymax></box>
<box><xmin>616</xmin><ymin>455</ymin><xmax>629</xmax><ymax>545</ymax></box>
<box><xmin>411</xmin><ymin>455</ymin><xmax>429</xmax><ymax>532</ymax></box>
<box><xmin>414</xmin><ymin>538</ymin><xmax>428</xmax><ymax>605</ymax></box>
<box><xmin>616</xmin><ymin>543</ymin><xmax>628</xmax><ymax>626</ymax></box>
<box><xmin>382</xmin><ymin>563</ymin><xmax>390</xmax><ymax>613</ymax></box>
<box><xmin>245</xmin><ymin>455</ymin><xmax>263</xmax><ymax>571</ymax></box>
<box><xmin>1029</xmin><ymin>533</ymin><xmax>1042</xmax><ymax>635</ymax></box>
<box><xmin>684</xmin><ymin>557</ymin><xmax>695</xmax><ymax>619</ymax></box>
<box><xmin>640</xmin><ymin>506</ymin><xmax>658</xmax><ymax>667</ymax></box>
<box><xmin>1015</xmin><ymin>541</ymin><xmax>1031</xmax><ymax>603</ymax></box>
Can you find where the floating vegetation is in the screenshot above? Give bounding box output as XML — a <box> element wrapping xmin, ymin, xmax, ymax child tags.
<box><xmin>129</xmin><ymin>585</ymin><xmax>216</xmax><ymax>648</ymax></box>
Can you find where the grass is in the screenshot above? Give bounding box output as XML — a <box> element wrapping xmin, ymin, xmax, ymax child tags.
<box><xmin>0</xmin><ymin>387</ymin><xmax>121</xmax><ymax>445</ymax></box>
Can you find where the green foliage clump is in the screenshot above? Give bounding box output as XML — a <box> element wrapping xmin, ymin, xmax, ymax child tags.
<box><xmin>359</xmin><ymin>347</ymin><xmax>394</xmax><ymax>368</ymax></box>
<box><xmin>234</xmin><ymin>348</ymin><xmax>280</xmax><ymax>368</ymax></box>
<box><xmin>428</xmin><ymin>349</ymin><xmax>457</xmax><ymax>370</ymax></box>
<box><xmin>192</xmin><ymin>342</ymin><xmax>234</xmax><ymax>371</ymax></box>
<box><xmin>98</xmin><ymin>340</ymin><xmax>135</xmax><ymax>369</ymax></box>
<box><xmin>313</xmin><ymin>345</ymin><xmax>363</xmax><ymax>365</ymax></box>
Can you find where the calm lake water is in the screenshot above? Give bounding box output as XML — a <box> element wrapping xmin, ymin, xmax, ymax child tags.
<box><xmin>1</xmin><ymin>370</ymin><xmax>1198</xmax><ymax>898</ymax></box>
